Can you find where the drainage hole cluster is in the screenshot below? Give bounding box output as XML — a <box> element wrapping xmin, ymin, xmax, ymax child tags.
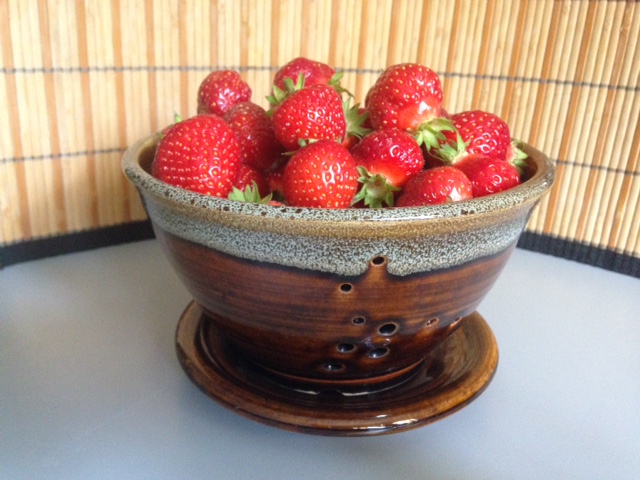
<box><xmin>322</xmin><ymin>318</ymin><xmax>399</xmax><ymax>371</ymax></box>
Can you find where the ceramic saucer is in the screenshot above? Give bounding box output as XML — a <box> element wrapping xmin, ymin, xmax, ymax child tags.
<box><xmin>175</xmin><ymin>301</ymin><xmax>498</xmax><ymax>436</ymax></box>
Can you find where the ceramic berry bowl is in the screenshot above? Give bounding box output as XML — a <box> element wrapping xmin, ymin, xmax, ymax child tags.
<box><xmin>123</xmin><ymin>134</ymin><xmax>554</xmax><ymax>436</ymax></box>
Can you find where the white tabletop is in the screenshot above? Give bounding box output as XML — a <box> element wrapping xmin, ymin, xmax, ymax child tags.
<box><xmin>1</xmin><ymin>239</ymin><xmax>638</xmax><ymax>480</ymax></box>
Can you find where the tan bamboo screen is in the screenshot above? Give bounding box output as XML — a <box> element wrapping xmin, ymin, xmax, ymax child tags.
<box><xmin>1</xmin><ymin>0</ymin><xmax>639</xmax><ymax>276</ymax></box>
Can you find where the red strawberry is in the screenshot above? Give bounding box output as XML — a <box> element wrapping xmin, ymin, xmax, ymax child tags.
<box><xmin>454</xmin><ymin>155</ymin><xmax>522</xmax><ymax>198</ymax></box>
<box><xmin>430</xmin><ymin>110</ymin><xmax>528</xmax><ymax>168</ymax></box>
<box><xmin>282</xmin><ymin>140</ymin><xmax>359</xmax><ymax>208</ymax></box>
<box><xmin>396</xmin><ymin>166</ymin><xmax>473</xmax><ymax>206</ymax></box>
<box><xmin>264</xmin><ymin>156</ymin><xmax>288</xmax><ymax>198</ymax></box>
<box><xmin>197</xmin><ymin>70</ymin><xmax>251</xmax><ymax>117</ymax></box>
<box><xmin>365</xmin><ymin>63</ymin><xmax>454</xmax><ymax>148</ymax></box>
<box><xmin>350</xmin><ymin>129</ymin><xmax>424</xmax><ymax>208</ymax></box>
<box><xmin>273</xmin><ymin>57</ymin><xmax>337</xmax><ymax>91</ymax></box>
<box><xmin>223</xmin><ymin>102</ymin><xmax>284</xmax><ymax>172</ymax></box>
<box><xmin>152</xmin><ymin>114</ymin><xmax>242</xmax><ymax>197</ymax></box>
<box><xmin>440</xmin><ymin>110</ymin><xmax>512</xmax><ymax>161</ymax></box>
<box><xmin>233</xmin><ymin>163</ymin><xmax>270</xmax><ymax>197</ymax></box>
<box><xmin>270</xmin><ymin>84</ymin><xmax>347</xmax><ymax>151</ymax></box>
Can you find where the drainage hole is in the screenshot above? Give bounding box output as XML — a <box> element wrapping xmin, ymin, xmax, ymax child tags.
<box><xmin>340</xmin><ymin>283</ymin><xmax>353</xmax><ymax>293</ymax></box>
<box><xmin>352</xmin><ymin>316</ymin><xmax>366</xmax><ymax>325</ymax></box>
<box><xmin>323</xmin><ymin>361</ymin><xmax>345</xmax><ymax>371</ymax></box>
<box><xmin>371</xmin><ymin>256</ymin><xmax>386</xmax><ymax>266</ymax></box>
<box><xmin>451</xmin><ymin>316</ymin><xmax>463</xmax><ymax>325</ymax></box>
<box><xmin>426</xmin><ymin>318</ymin><xmax>438</xmax><ymax>327</ymax></box>
<box><xmin>378</xmin><ymin>323</ymin><xmax>398</xmax><ymax>336</ymax></box>
<box><xmin>337</xmin><ymin>343</ymin><xmax>356</xmax><ymax>353</ymax></box>
<box><xmin>368</xmin><ymin>347</ymin><xmax>389</xmax><ymax>359</ymax></box>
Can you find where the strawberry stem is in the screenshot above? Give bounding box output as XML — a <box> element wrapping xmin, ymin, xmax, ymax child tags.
<box><xmin>413</xmin><ymin>117</ymin><xmax>456</xmax><ymax>150</ymax></box>
<box><xmin>509</xmin><ymin>139</ymin><xmax>529</xmax><ymax>174</ymax></box>
<box><xmin>343</xmin><ymin>99</ymin><xmax>371</xmax><ymax>141</ymax></box>
<box><xmin>434</xmin><ymin>131</ymin><xmax>469</xmax><ymax>165</ymax></box>
<box><xmin>228</xmin><ymin>182</ymin><xmax>273</xmax><ymax>204</ymax></box>
<box><xmin>351</xmin><ymin>166</ymin><xmax>400</xmax><ymax>208</ymax></box>
<box><xmin>330</xmin><ymin>71</ymin><xmax>354</xmax><ymax>97</ymax></box>
<box><xmin>266</xmin><ymin>73</ymin><xmax>306</xmax><ymax>114</ymax></box>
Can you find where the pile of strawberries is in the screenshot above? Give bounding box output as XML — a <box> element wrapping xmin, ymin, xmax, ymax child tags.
<box><xmin>152</xmin><ymin>57</ymin><xmax>527</xmax><ymax>209</ymax></box>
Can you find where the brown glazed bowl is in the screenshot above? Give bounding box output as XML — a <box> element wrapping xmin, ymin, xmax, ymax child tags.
<box><xmin>123</xmin><ymin>135</ymin><xmax>554</xmax><ymax>397</ymax></box>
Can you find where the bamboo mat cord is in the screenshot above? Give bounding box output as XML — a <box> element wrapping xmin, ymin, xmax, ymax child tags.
<box><xmin>0</xmin><ymin>0</ymin><xmax>638</xmax><ymax>277</ymax></box>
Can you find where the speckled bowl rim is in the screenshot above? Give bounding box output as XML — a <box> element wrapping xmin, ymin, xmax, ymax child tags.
<box><xmin>123</xmin><ymin>134</ymin><xmax>555</xmax><ymax>225</ymax></box>
<box><xmin>123</xmin><ymin>134</ymin><xmax>555</xmax><ymax>275</ymax></box>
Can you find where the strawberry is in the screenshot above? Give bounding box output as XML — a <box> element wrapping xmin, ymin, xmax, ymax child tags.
<box><xmin>454</xmin><ymin>155</ymin><xmax>522</xmax><ymax>198</ymax></box>
<box><xmin>197</xmin><ymin>70</ymin><xmax>251</xmax><ymax>117</ymax></box>
<box><xmin>152</xmin><ymin>114</ymin><xmax>242</xmax><ymax>197</ymax></box>
<box><xmin>282</xmin><ymin>140</ymin><xmax>359</xmax><ymax>208</ymax></box>
<box><xmin>270</xmin><ymin>84</ymin><xmax>347</xmax><ymax>151</ymax></box>
<box><xmin>233</xmin><ymin>163</ymin><xmax>270</xmax><ymax>197</ymax></box>
<box><xmin>364</xmin><ymin>63</ymin><xmax>454</xmax><ymax>149</ymax></box>
<box><xmin>447</xmin><ymin>110</ymin><xmax>510</xmax><ymax>160</ymax></box>
<box><xmin>395</xmin><ymin>166</ymin><xmax>473</xmax><ymax>206</ymax></box>
<box><xmin>435</xmin><ymin>110</ymin><xmax>527</xmax><ymax>164</ymax></box>
<box><xmin>264</xmin><ymin>156</ymin><xmax>288</xmax><ymax>199</ymax></box>
<box><xmin>273</xmin><ymin>57</ymin><xmax>337</xmax><ymax>91</ymax></box>
<box><xmin>223</xmin><ymin>101</ymin><xmax>284</xmax><ymax>172</ymax></box>
<box><xmin>350</xmin><ymin>129</ymin><xmax>424</xmax><ymax>208</ymax></box>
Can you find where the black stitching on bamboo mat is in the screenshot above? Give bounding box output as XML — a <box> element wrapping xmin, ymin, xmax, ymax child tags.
<box><xmin>1</xmin><ymin>65</ymin><xmax>639</xmax><ymax>93</ymax></box>
<box><xmin>0</xmin><ymin>148</ymin><xmax>128</xmax><ymax>164</ymax></box>
<box><xmin>517</xmin><ymin>232</ymin><xmax>640</xmax><ymax>279</ymax></box>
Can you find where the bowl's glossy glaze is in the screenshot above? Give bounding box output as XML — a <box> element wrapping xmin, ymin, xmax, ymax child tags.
<box><xmin>123</xmin><ymin>135</ymin><xmax>554</xmax><ymax>392</ymax></box>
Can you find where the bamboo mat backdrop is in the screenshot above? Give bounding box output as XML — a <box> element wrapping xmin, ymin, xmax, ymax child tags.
<box><xmin>1</xmin><ymin>0</ymin><xmax>639</xmax><ymax>276</ymax></box>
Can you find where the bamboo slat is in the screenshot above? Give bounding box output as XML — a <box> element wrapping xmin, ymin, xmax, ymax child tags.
<box><xmin>1</xmin><ymin>0</ymin><xmax>639</xmax><ymax>273</ymax></box>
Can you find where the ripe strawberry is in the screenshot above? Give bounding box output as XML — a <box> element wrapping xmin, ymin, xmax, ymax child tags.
<box><xmin>273</xmin><ymin>57</ymin><xmax>337</xmax><ymax>91</ymax></box>
<box><xmin>428</xmin><ymin>110</ymin><xmax>528</xmax><ymax>170</ymax></box>
<box><xmin>364</xmin><ymin>63</ymin><xmax>453</xmax><ymax>148</ymax></box>
<box><xmin>270</xmin><ymin>84</ymin><xmax>347</xmax><ymax>151</ymax></box>
<box><xmin>223</xmin><ymin>102</ymin><xmax>284</xmax><ymax>172</ymax></box>
<box><xmin>454</xmin><ymin>155</ymin><xmax>522</xmax><ymax>198</ymax></box>
<box><xmin>197</xmin><ymin>70</ymin><xmax>251</xmax><ymax>117</ymax></box>
<box><xmin>282</xmin><ymin>140</ymin><xmax>359</xmax><ymax>208</ymax></box>
<box><xmin>233</xmin><ymin>163</ymin><xmax>270</xmax><ymax>197</ymax></box>
<box><xmin>350</xmin><ymin>129</ymin><xmax>424</xmax><ymax>208</ymax></box>
<box><xmin>435</xmin><ymin>110</ymin><xmax>512</xmax><ymax>162</ymax></box>
<box><xmin>264</xmin><ymin>156</ymin><xmax>288</xmax><ymax>199</ymax></box>
<box><xmin>152</xmin><ymin>114</ymin><xmax>242</xmax><ymax>197</ymax></box>
<box><xmin>396</xmin><ymin>166</ymin><xmax>473</xmax><ymax>206</ymax></box>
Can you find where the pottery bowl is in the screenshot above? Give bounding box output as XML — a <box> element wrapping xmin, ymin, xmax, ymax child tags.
<box><xmin>123</xmin><ymin>135</ymin><xmax>554</xmax><ymax>393</ymax></box>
